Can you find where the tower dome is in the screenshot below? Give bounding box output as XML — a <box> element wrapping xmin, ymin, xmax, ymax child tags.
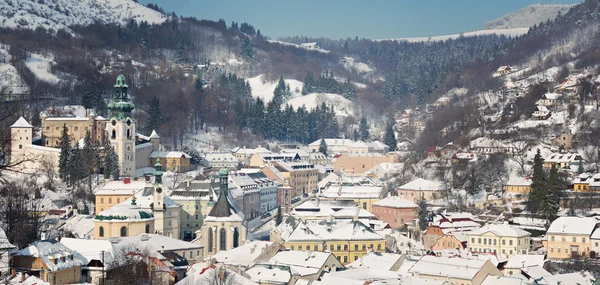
<box><xmin>219</xmin><ymin>168</ymin><xmax>229</xmax><ymax>178</ymax></box>
<box><xmin>107</xmin><ymin>72</ymin><xmax>135</xmax><ymax>120</ymax></box>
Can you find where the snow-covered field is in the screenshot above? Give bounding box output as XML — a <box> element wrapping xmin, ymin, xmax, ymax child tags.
<box><xmin>0</xmin><ymin>43</ymin><xmax>29</xmax><ymax>95</ymax></box>
<box><xmin>247</xmin><ymin>74</ymin><xmax>303</xmax><ymax>103</ymax></box>
<box><xmin>379</xmin><ymin>28</ymin><xmax>529</xmax><ymax>43</ymax></box>
<box><xmin>25</xmin><ymin>52</ymin><xmax>60</xmax><ymax>84</ymax></box>
<box><xmin>267</xmin><ymin>40</ymin><xmax>330</xmax><ymax>53</ymax></box>
<box><xmin>0</xmin><ymin>0</ymin><xmax>167</xmax><ymax>35</ymax></box>
<box><xmin>286</xmin><ymin>93</ymin><xmax>356</xmax><ymax>117</ymax></box>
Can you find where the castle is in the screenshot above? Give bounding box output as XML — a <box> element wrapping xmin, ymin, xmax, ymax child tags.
<box><xmin>10</xmin><ymin>73</ymin><xmax>188</xmax><ymax>176</ymax></box>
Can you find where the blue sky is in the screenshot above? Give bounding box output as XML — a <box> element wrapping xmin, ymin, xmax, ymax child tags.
<box><xmin>139</xmin><ymin>0</ymin><xmax>582</xmax><ymax>39</ymax></box>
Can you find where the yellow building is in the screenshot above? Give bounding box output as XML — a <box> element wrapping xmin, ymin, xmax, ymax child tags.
<box><xmin>171</xmin><ymin>180</ymin><xmax>217</xmax><ymax>240</ymax></box>
<box><xmin>94</xmin><ymin>203</ymin><xmax>155</xmax><ymax>239</ymax></box>
<box><xmin>408</xmin><ymin>256</ymin><xmax>502</xmax><ymax>285</ymax></box>
<box><xmin>396</xmin><ymin>178</ymin><xmax>445</xmax><ymax>203</ymax></box>
<box><xmin>150</xmin><ymin>151</ymin><xmax>192</xmax><ymax>172</ymax></box>
<box><xmin>572</xmin><ymin>173</ymin><xmax>599</xmax><ymax>192</ymax></box>
<box><xmin>467</xmin><ymin>223</ymin><xmax>531</xmax><ymax>259</ymax></box>
<box><xmin>12</xmin><ymin>239</ymin><xmax>85</xmax><ymax>284</ymax></box>
<box><xmin>94</xmin><ymin>179</ymin><xmax>148</xmax><ymax>214</ymax></box>
<box><xmin>504</xmin><ymin>177</ymin><xmax>532</xmax><ymax>194</ymax></box>
<box><xmin>271</xmin><ymin>218</ymin><xmax>385</xmax><ymax>265</ymax></box>
<box><xmin>546</xmin><ymin>217</ymin><xmax>597</xmax><ymax>259</ymax></box>
<box><xmin>262</xmin><ymin>161</ymin><xmax>318</xmax><ymax>198</ymax></box>
<box><xmin>432</xmin><ymin>232</ymin><xmax>467</xmax><ymax>251</ymax></box>
<box><xmin>41</xmin><ymin>114</ymin><xmax>106</xmax><ymax>147</ymax></box>
<box><xmin>319</xmin><ymin>185</ymin><xmax>384</xmax><ymax>212</ymax></box>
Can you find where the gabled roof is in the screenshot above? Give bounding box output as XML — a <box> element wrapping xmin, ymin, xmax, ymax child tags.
<box><xmin>408</xmin><ymin>256</ymin><xmax>494</xmax><ymax>280</ymax></box>
<box><xmin>547</xmin><ymin>217</ymin><xmax>598</xmax><ymax>235</ymax></box>
<box><xmin>398</xmin><ymin>178</ymin><xmax>444</xmax><ymax>191</ymax></box>
<box><xmin>346</xmin><ymin>252</ymin><xmax>404</xmax><ymax>271</ymax></box>
<box><xmin>14</xmin><ymin>239</ymin><xmax>86</xmax><ymax>272</ymax></box>
<box><xmin>373</xmin><ymin>196</ymin><xmax>418</xmax><ymax>208</ymax></box>
<box><xmin>11</xmin><ymin>116</ymin><xmax>33</xmax><ymax>128</ymax></box>
<box><xmin>467</xmin><ymin>224</ymin><xmax>531</xmax><ymax>238</ymax></box>
<box><xmin>149</xmin><ymin>130</ymin><xmax>160</xmax><ymax>139</ymax></box>
<box><xmin>284</xmin><ymin>219</ymin><xmax>384</xmax><ymax>242</ymax></box>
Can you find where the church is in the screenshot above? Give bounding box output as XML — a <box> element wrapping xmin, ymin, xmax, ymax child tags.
<box><xmin>9</xmin><ymin>72</ymin><xmax>190</xmax><ymax>176</ymax></box>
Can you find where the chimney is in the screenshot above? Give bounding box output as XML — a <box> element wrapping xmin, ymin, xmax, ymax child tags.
<box><xmin>353</xmin><ymin>206</ymin><xmax>360</xmax><ymax>221</ymax></box>
<box><xmin>20</xmin><ymin>272</ymin><xmax>26</xmax><ymax>282</ymax></box>
<box><xmin>56</xmin><ymin>235</ymin><xmax>61</xmax><ymax>243</ymax></box>
<box><xmin>161</xmin><ymin>245</ymin><xmax>165</xmax><ymax>253</ymax></box>
<box><xmin>186</xmin><ymin>179</ymin><xmax>191</xmax><ymax>188</ymax></box>
<box><xmin>124</xmin><ymin>177</ymin><xmax>131</xmax><ymax>184</ymax></box>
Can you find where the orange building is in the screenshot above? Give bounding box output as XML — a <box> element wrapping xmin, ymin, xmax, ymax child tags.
<box><xmin>333</xmin><ymin>153</ymin><xmax>395</xmax><ymax>174</ymax></box>
<box><xmin>432</xmin><ymin>232</ymin><xmax>467</xmax><ymax>251</ymax></box>
<box><xmin>423</xmin><ymin>225</ymin><xmax>444</xmax><ymax>250</ymax></box>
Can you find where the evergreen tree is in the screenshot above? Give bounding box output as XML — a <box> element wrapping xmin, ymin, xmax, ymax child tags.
<box><xmin>418</xmin><ymin>197</ymin><xmax>429</xmax><ymax>231</ymax></box>
<box><xmin>147</xmin><ymin>96</ymin><xmax>164</xmax><ymax>134</ymax></box>
<box><xmin>359</xmin><ymin>117</ymin><xmax>369</xmax><ymax>141</ymax></box>
<box><xmin>342</xmin><ymin>78</ymin><xmax>356</xmax><ymax>99</ymax></box>
<box><xmin>82</xmin><ymin>130</ymin><xmax>95</xmax><ymax>190</ymax></box>
<box><xmin>82</xmin><ymin>92</ymin><xmax>94</xmax><ymax>113</ymax></box>
<box><xmin>301</xmin><ymin>72</ymin><xmax>314</xmax><ymax>95</ymax></box>
<box><xmin>384</xmin><ymin>121</ymin><xmax>397</xmax><ymax>151</ymax></box>
<box><xmin>69</xmin><ymin>143</ymin><xmax>84</xmax><ymax>185</ymax></box>
<box><xmin>275</xmin><ymin>205</ymin><xmax>283</xmax><ymax>226</ymax></box>
<box><xmin>94</xmin><ymin>93</ymin><xmax>108</xmax><ymax>117</ymax></box>
<box><xmin>578</xmin><ymin>159</ymin><xmax>584</xmax><ymax>174</ymax></box>
<box><xmin>240</xmin><ymin>37</ymin><xmax>254</xmax><ymax>59</ymax></box>
<box><xmin>541</xmin><ymin>164</ymin><xmax>560</xmax><ymax>226</ymax></box>
<box><xmin>466</xmin><ymin>166</ymin><xmax>479</xmax><ymax>196</ymax></box>
<box><xmin>273</xmin><ymin>75</ymin><xmax>287</xmax><ymax>105</ymax></box>
<box><xmin>352</xmin><ymin>129</ymin><xmax>360</xmax><ymax>141</ymax></box>
<box><xmin>110</xmin><ymin>149</ymin><xmax>120</xmax><ymax>180</ymax></box>
<box><xmin>102</xmin><ymin>132</ymin><xmax>112</xmax><ymax>180</ymax></box>
<box><xmin>319</xmin><ymin>138</ymin><xmax>328</xmax><ymax>156</ymax></box>
<box><xmin>528</xmin><ymin>149</ymin><xmax>545</xmax><ymax>214</ymax></box>
<box><xmin>58</xmin><ymin>124</ymin><xmax>71</xmax><ymax>182</ymax></box>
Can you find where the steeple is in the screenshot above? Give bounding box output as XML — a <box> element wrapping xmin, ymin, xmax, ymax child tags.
<box><xmin>107</xmin><ymin>72</ymin><xmax>135</xmax><ymax>120</ymax></box>
<box><xmin>207</xmin><ymin>168</ymin><xmax>237</xmax><ymax>218</ymax></box>
<box><xmin>154</xmin><ymin>161</ymin><xmax>163</xmax><ymax>185</ymax></box>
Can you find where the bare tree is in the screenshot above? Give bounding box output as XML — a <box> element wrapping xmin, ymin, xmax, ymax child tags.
<box><xmin>510</xmin><ymin>141</ymin><xmax>531</xmax><ymax>176</ymax></box>
<box><xmin>0</xmin><ymin>180</ymin><xmax>46</xmax><ymax>249</ymax></box>
<box><xmin>40</xmin><ymin>154</ymin><xmax>57</xmax><ymax>188</ymax></box>
<box><xmin>104</xmin><ymin>246</ymin><xmax>165</xmax><ymax>285</ymax></box>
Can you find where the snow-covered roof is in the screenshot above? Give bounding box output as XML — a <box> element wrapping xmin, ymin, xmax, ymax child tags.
<box><xmin>504</xmin><ymin>254</ymin><xmax>545</xmax><ymax>269</ymax></box>
<box><xmin>331</xmin><ymin>207</ymin><xmax>376</xmax><ymax>219</ymax></box>
<box><xmin>506</xmin><ymin>177</ymin><xmax>532</xmax><ymax>186</ymax></box>
<box><xmin>275</xmin><ymin>161</ymin><xmax>315</xmax><ymax>172</ymax></box>
<box><xmin>204</xmin><ymin>152</ymin><xmax>238</xmax><ymax>162</ymax></box>
<box><xmin>265</xmin><ymin>251</ymin><xmax>337</xmax><ymax>277</ymax></box>
<box><xmin>177</xmin><ymin>262</ymin><xmax>257</xmax><ymax>285</ymax></box>
<box><xmin>121</xmin><ymin>187</ymin><xmax>180</xmax><ymax>209</ymax></box>
<box><xmin>95</xmin><ymin>180</ymin><xmax>149</xmax><ymax>196</ymax></box>
<box><xmin>233</xmin><ymin>146</ymin><xmax>271</xmax><ymax>155</ymax></box>
<box><xmin>481</xmin><ymin>275</ymin><xmax>525</xmax><ymax>285</ymax></box>
<box><xmin>542</xmin><ymin>93</ymin><xmax>560</xmax><ymax>100</ymax></box>
<box><xmin>116</xmin><ymin>234</ymin><xmax>203</xmax><ymax>253</ymax></box>
<box><xmin>321</xmin><ymin>185</ymin><xmax>384</xmax><ymax>199</ymax></box>
<box><xmin>150</xmin><ymin>151</ymin><xmax>191</xmax><ymax>159</ymax></box>
<box><xmin>547</xmin><ymin>217</ymin><xmax>598</xmax><ymax>235</ymax></box>
<box><xmin>210</xmin><ymin>241</ymin><xmax>272</xmax><ymax>266</ymax></box>
<box><xmin>95</xmin><ymin>204</ymin><xmax>155</xmax><ymax>222</ymax></box>
<box><xmin>398</xmin><ymin>178</ymin><xmax>444</xmax><ymax>191</ymax></box>
<box><xmin>14</xmin><ymin>239</ymin><xmax>86</xmax><ymax>271</ymax></box>
<box><xmin>284</xmin><ymin>219</ymin><xmax>384</xmax><ymax>242</ymax></box>
<box><xmin>539</xmin><ymin>271</ymin><xmax>595</xmax><ymax>285</ymax></box>
<box><xmin>7</xmin><ymin>273</ymin><xmax>50</xmax><ymax>285</ymax></box>
<box><xmin>535</xmin><ymin>105</ymin><xmax>549</xmax><ymax>112</ymax></box>
<box><xmin>373</xmin><ymin>196</ymin><xmax>418</xmax><ymax>208</ymax></box>
<box><xmin>408</xmin><ymin>256</ymin><xmax>492</xmax><ymax>280</ymax></box>
<box><xmin>473</xmin><ymin>139</ymin><xmax>509</xmax><ymax>149</ymax></box>
<box><xmin>59</xmin><ymin>238</ymin><xmax>115</xmax><ymax>266</ymax></box>
<box><xmin>346</xmin><ymin>252</ymin><xmax>403</xmax><ymax>271</ymax></box>
<box><xmin>149</xmin><ymin>130</ymin><xmax>160</xmax><ymax>139</ymax></box>
<box><xmin>245</xmin><ymin>264</ymin><xmax>292</xmax><ymax>284</ymax></box>
<box><xmin>543</xmin><ymin>152</ymin><xmax>582</xmax><ymax>164</ymax></box>
<box><xmin>467</xmin><ymin>224</ymin><xmax>531</xmax><ymax>238</ymax></box>
<box><xmin>0</xmin><ymin>228</ymin><xmax>16</xmax><ymax>250</ymax></box>
<box><xmin>10</xmin><ymin>116</ymin><xmax>33</xmax><ymax>128</ymax></box>
<box><xmin>309</xmin><ymin>138</ymin><xmax>356</xmax><ymax>147</ymax></box>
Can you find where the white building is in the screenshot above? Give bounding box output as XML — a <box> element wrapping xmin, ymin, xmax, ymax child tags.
<box><xmin>532</xmin><ymin>105</ymin><xmax>551</xmax><ymax>120</ymax></box>
<box><xmin>203</xmin><ymin>152</ymin><xmax>240</xmax><ymax>169</ymax></box>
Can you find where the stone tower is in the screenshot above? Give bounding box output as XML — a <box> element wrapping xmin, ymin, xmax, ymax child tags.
<box><xmin>106</xmin><ymin>72</ymin><xmax>136</xmax><ymax>177</ymax></box>
<box><xmin>152</xmin><ymin>161</ymin><xmax>165</xmax><ymax>235</ymax></box>
<box><xmin>10</xmin><ymin>117</ymin><xmax>33</xmax><ymax>168</ymax></box>
<box><xmin>195</xmin><ymin>168</ymin><xmax>246</xmax><ymax>257</ymax></box>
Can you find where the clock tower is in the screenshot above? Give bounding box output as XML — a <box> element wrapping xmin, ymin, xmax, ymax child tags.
<box><xmin>152</xmin><ymin>161</ymin><xmax>165</xmax><ymax>235</ymax></box>
<box><xmin>106</xmin><ymin>72</ymin><xmax>136</xmax><ymax>177</ymax></box>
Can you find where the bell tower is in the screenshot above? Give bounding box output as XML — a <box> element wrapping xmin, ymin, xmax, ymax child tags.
<box><xmin>153</xmin><ymin>161</ymin><xmax>165</xmax><ymax>235</ymax></box>
<box><xmin>106</xmin><ymin>72</ymin><xmax>136</xmax><ymax>177</ymax></box>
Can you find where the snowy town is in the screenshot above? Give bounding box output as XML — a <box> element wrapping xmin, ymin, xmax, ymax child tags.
<box><xmin>2</xmin><ymin>0</ymin><xmax>600</xmax><ymax>285</ymax></box>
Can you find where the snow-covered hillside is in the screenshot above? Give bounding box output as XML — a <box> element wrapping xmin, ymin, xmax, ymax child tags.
<box><xmin>25</xmin><ymin>52</ymin><xmax>60</xmax><ymax>84</ymax></box>
<box><xmin>484</xmin><ymin>4</ymin><xmax>573</xmax><ymax>30</ymax></box>
<box><xmin>247</xmin><ymin>74</ymin><xmax>303</xmax><ymax>102</ymax></box>
<box><xmin>0</xmin><ymin>0</ymin><xmax>167</xmax><ymax>34</ymax></box>
<box><xmin>0</xmin><ymin>43</ymin><xmax>29</xmax><ymax>95</ymax></box>
<box><xmin>286</xmin><ymin>93</ymin><xmax>355</xmax><ymax>117</ymax></box>
<box><xmin>380</xmin><ymin>28</ymin><xmax>528</xmax><ymax>43</ymax></box>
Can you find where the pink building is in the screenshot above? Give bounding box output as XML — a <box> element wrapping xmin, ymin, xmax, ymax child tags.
<box><xmin>371</xmin><ymin>196</ymin><xmax>418</xmax><ymax>229</ymax></box>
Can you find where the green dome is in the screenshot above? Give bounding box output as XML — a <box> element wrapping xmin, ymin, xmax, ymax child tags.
<box><xmin>115</xmin><ymin>73</ymin><xmax>127</xmax><ymax>87</ymax></box>
<box><xmin>219</xmin><ymin>168</ymin><xmax>229</xmax><ymax>177</ymax></box>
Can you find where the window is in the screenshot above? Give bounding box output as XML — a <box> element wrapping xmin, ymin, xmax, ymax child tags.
<box><xmin>344</xmin><ymin>244</ymin><xmax>348</xmax><ymax>250</ymax></box>
<box><xmin>377</xmin><ymin>244</ymin><xmax>382</xmax><ymax>250</ymax></box>
<box><xmin>290</xmin><ymin>246</ymin><xmax>294</xmax><ymax>250</ymax></box>
<box><xmin>502</xmin><ymin>249</ymin><xmax>505</xmax><ymax>254</ymax></box>
<box><xmin>478</xmin><ymin>238</ymin><xmax>481</xmax><ymax>244</ymax></box>
<box><xmin>354</xmin><ymin>256</ymin><xmax>358</xmax><ymax>261</ymax></box>
<box><xmin>109</xmin><ymin>198</ymin><xmax>112</xmax><ymax>203</ymax></box>
<box><xmin>111</xmin><ymin>130</ymin><xmax>116</xmax><ymax>139</ymax></box>
<box><xmin>363</xmin><ymin>202</ymin><xmax>367</xmax><ymax>209</ymax></box>
<box><xmin>573</xmin><ymin>237</ymin><xmax>577</xmax><ymax>242</ymax></box>
<box><xmin>509</xmin><ymin>240</ymin><xmax>513</xmax><ymax>246</ymax></box>
<box><xmin>551</xmin><ymin>248</ymin><xmax>554</xmax><ymax>252</ymax></box>
<box><xmin>120</xmin><ymin>226</ymin><xmax>127</xmax><ymax>237</ymax></box>
<box><xmin>355</xmin><ymin>244</ymin><xmax>358</xmax><ymax>251</ymax></box>
<box><xmin>196</xmin><ymin>214</ymin><xmax>199</xmax><ymax>220</ymax></box>
<box><xmin>299</xmin><ymin>245</ymin><xmax>303</xmax><ymax>251</ymax></box>
<box><xmin>145</xmin><ymin>224</ymin><xmax>150</xmax><ymax>234</ymax></box>
<box><xmin>337</xmin><ymin>245</ymin><xmax>341</xmax><ymax>251</ymax></box>
<box><xmin>233</xmin><ymin>228</ymin><xmax>239</xmax><ymax>248</ymax></box>
<box><xmin>502</xmin><ymin>240</ymin><xmax>506</xmax><ymax>245</ymax></box>
<box><xmin>208</xmin><ymin>228</ymin><xmax>213</xmax><ymax>252</ymax></box>
<box><xmin>471</xmin><ymin>238</ymin><xmax>475</xmax><ymax>243</ymax></box>
<box><xmin>330</xmin><ymin>244</ymin><xmax>334</xmax><ymax>251</ymax></box>
<box><xmin>510</xmin><ymin>250</ymin><xmax>513</xmax><ymax>255</ymax></box>
<box><xmin>219</xmin><ymin>228</ymin><xmax>227</xmax><ymax>250</ymax></box>
<box><xmin>362</xmin><ymin>244</ymin><xmax>366</xmax><ymax>250</ymax></box>
<box><xmin>117</xmin><ymin>198</ymin><xmax>120</xmax><ymax>203</ymax></box>
<box><xmin>493</xmin><ymin>239</ymin><xmax>497</xmax><ymax>245</ymax></box>
<box><xmin>99</xmin><ymin>226</ymin><xmax>104</xmax><ymax>237</ymax></box>
<box><xmin>484</xmin><ymin>239</ymin><xmax>487</xmax><ymax>245</ymax></box>
<box><xmin>101</xmin><ymin>198</ymin><xmax>104</xmax><ymax>203</ymax></box>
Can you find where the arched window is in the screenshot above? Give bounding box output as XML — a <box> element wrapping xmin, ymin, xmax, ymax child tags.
<box><xmin>233</xmin><ymin>228</ymin><xmax>239</xmax><ymax>248</ymax></box>
<box><xmin>99</xmin><ymin>226</ymin><xmax>104</xmax><ymax>237</ymax></box>
<box><xmin>145</xmin><ymin>224</ymin><xmax>150</xmax><ymax>234</ymax></box>
<box><xmin>208</xmin><ymin>228</ymin><xmax>213</xmax><ymax>252</ymax></box>
<box><xmin>126</xmin><ymin>129</ymin><xmax>131</xmax><ymax>139</ymax></box>
<box><xmin>220</xmin><ymin>228</ymin><xmax>227</xmax><ymax>251</ymax></box>
<box><xmin>111</xmin><ymin>130</ymin><xmax>116</xmax><ymax>139</ymax></box>
<box><xmin>120</xmin><ymin>226</ymin><xmax>127</xmax><ymax>237</ymax></box>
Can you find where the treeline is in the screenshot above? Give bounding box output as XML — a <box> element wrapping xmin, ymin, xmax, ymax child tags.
<box><xmin>234</xmin><ymin>99</ymin><xmax>339</xmax><ymax>144</ymax></box>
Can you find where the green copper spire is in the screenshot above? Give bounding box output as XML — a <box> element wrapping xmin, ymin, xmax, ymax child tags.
<box><xmin>107</xmin><ymin>72</ymin><xmax>135</xmax><ymax>120</ymax></box>
<box><xmin>154</xmin><ymin>161</ymin><xmax>163</xmax><ymax>185</ymax></box>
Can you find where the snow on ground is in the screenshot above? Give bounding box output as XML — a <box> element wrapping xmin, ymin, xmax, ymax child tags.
<box><xmin>0</xmin><ymin>43</ymin><xmax>29</xmax><ymax>95</ymax></box>
<box><xmin>286</xmin><ymin>93</ymin><xmax>356</xmax><ymax>117</ymax></box>
<box><xmin>512</xmin><ymin>110</ymin><xmax>567</xmax><ymax>129</ymax></box>
<box><xmin>341</xmin><ymin>57</ymin><xmax>375</xmax><ymax>74</ymax></box>
<box><xmin>353</xmin><ymin>82</ymin><xmax>367</xmax><ymax>89</ymax></box>
<box><xmin>266</xmin><ymin>40</ymin><xmax>330</xmax><ymax>53</ymax></box>
<box><xmin>25</xmin><ymin>52</ymin><xmax>60</xmax><ymax>84</ymax></box>
<box><xmin>247</xmin><ymin>74</ymin><xmax>303</xmax><ymax>102</ymax></box>
<box><xmin>0</xmin><ymin>0</ymin><xmax>167</xmax><ymax>35</ymax></box>
<box><xmin>378</xmin><ymin>28</ymin><xmax>529</xmax><ymax>43</ymax></box>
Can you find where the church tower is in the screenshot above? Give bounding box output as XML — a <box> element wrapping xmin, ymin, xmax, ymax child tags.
<box><xmin>152</xmin><ymin>161</ymin><xmax>166</xmax><ymax>235</ymax></box>
<box><xmin>106</xmin><ymin>72</ymin><xmax>136</xmax><ymax>177</ymax></box>
<box><xmin>195</xmin><ymin>168</ymin><xmax>246</xmax><ymax>257</ymax></box>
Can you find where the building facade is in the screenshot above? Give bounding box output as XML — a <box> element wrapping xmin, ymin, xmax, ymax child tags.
<box><xmin>371</xmin><ymin>196</ymin><xmax>418</xmax><ymax>229</ymax></box>
<box><xmin>466</xmin><ymin>224</ymin><xmax>531</xmax><ymax>259</ymax></box>
<box><xmin>546</xmin><ymin>217</ymin><xmax>597</xmax><ymax>259</ymax></box>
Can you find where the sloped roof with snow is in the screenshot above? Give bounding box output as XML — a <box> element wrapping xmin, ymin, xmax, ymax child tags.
<box><xmin>346</xmin><ymin>252</ymin><xmax>403</xmax><ymax>270</ymax></box>
<box><xmin>539</xmin><ymin>271</ymin><xmax>595</xmax><ymax>285</ymax></box>
<box><xmin>11</xmin><ymin>116</ymin><xmax>33</xmax><ymax>128</ymax></box>
<box><xmin>116</xmin><ymin>234</ymin><xmax>203</xmax><ymax>253</ymax></box>
<box><xmin>408</xmin><ymin>256</ymin><xmax>493</xmax><ymax>280</ymax></box>
<box><xmin>211</xmin><ymin>241</ymin><xmax>272</xmax><ymax>266</ymax></box>
<box><xmin>506</xmin><ymin>177</ymin><xmax>532</xmax><ymax>186</ymax></box>
<box><xmin>95</xmin><ymin>180</ymin><xmax>149</xmax><ymax>196</ymax></box>
<box><xmin>504</xmin><ymin>254</ymin><xmax>545</xmax><ymax>269</ymax></box>
<box><xmin>245</xmin><ymin>264</ymin><xmax>292</xmax><ymax>284</ymax></box>
<box><xmin>7</xmin><ymin>273</ymin><xmax>50</xmax><ymax>285</ymax></box>
<box><xmin>96</xmin><ymin>204</ymin><xmax>154</xmax><ymax>222</ymax></box>
<box><xmin>467</xmin><ymin>224</ymin><xmax>531</xmax><ymax>238</ymax></box>
<box><xmin>321</xmin><ymin>185</ymin><xmax>384</xmax><ymax>199</ymax></box>
<box><xmin>59</xmin><ymin>238</ymin><xmax>115</xmax><ymax>266</ymax></box>
<box><xmin>398</xmin><ymin>178</ymin><xmax>444</xmax><ymax>191</ymax></box>
<box><xmin>150</xmin><ymin>151</ymin><xmax>191</xmax><ymax>159</ymax></box>
<box><xmin>177</xmin><ymin>262</ymin><xmax>257</xmax><ymax>285</ymax></box>
<box><xmin>481</xmin><ymin>275</ymin><xmax>525</xmax><ymax>285</ymax></box>
<box><xmin>547</xmin><ymin>217</ymin><xmax>598</xmax><ymax>235</ymax></box>
<box><xmin>284</xmin><ymin>219</ymin><xmax>384</xmax><ymax>242</ymax></box>
<box><xmin>331</xmin><ymin>207</ymin><xmax>376</xmax><ymax>219</ymax></box>
<box><xmin>265</xmin><ymin>251</ymin><xmax>338</xmax><ymax>277</ymax></box>
<box><xmin>373</xmin><ymin>196</ymin><xmax>418</xmax><ymax>208</ymax></box>
<box><xmin>14</xmin><ymin>239</ymin><xmax>86</xmax><ymax>271</ymax></box>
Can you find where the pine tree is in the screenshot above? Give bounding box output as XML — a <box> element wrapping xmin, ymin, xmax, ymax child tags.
<box><xmin>384</xmin><ymin>121</ymin><xmax>397</xmax><ymax>151</ymax></box>
<box><xmin>578</xmin><ymin>159</ymin><xmax>584</xmax><ymax>174</ymax></box>
<box><xmin>273</xmin><ymin>75</ymin><xmax>287</xmax><ymax>105</ymax></box>
<box><xmin>103</xmin><ymin>132</ymin><xmax>112</xmax><ymax>180</ymax></box>
<box><xmin>275</xmin><ymin>205</ymin><xmax>283</xmax><ymax>226</ymax></box>
<box><xmin>147</xmin><ymin>96</ymin><xmax>163</xmax><ymax>134</ymax></box>
<box><xmin>240</xmin><ymin>37</ymin><xmax>254</xmax><ymax>59</ymax></box>
<box><xmin>82</xmin><ymin>92</ymin><xmax>94</xmax><ymax>114</ymax></box>
<box><xmin>528</xmin><ymin>149</ymin><xmax>545</xmax><ymax>214</ymax></box>
<box><xmin>69</xmin><ymin>143</ymin><xmax>84</xmax><ymax>185</ymax></box>
<box><xmin>58</xmin><ymin>124</ymin><xmax>71</xmax><ymax>182</ymax></box>
<box><xmin>342</xmin><ymin>78</ymin><xmax>356</xmax><ymax>99</ymax></box>
<box><xmin>82</xmin><ymin>130</ymin><xmax>95</xmax><ymax>190</ymax></box>
<box><xmin>541</xmin><ymin>164</ymin><xmax>560</xmax><ymax>226</ymax></box>
<box><xmin>301</xmin><ymin>72</ymin><xmax>314</xmax><ymax>95</ymax></box>
<box><xmin>466</xmin><ymin>166</ymin><xmax>479</xmax><ymax>196</ymax></box>
<box><xmin>359</xmin><ymin>117</ymin><xmax>369</xmax><ymax>141</ymax></box>
<box><xmin>110</xmin><ymin>149</ymin><xmax>120</xmax><ymax>180</ymax></box>
<box><xmin>319</xmin><ymin>138</ymin><xmax>328</xmax><ymax>156</ymax></box>
<box><xmin>352</xmin><ymin>129</ymin><xmax>360</xmax><ymax>141</ymax></box>
<box><xmin>418</xmin><ymin>197</ymin><xmax>429</xmax><ymax>230</ymax></box>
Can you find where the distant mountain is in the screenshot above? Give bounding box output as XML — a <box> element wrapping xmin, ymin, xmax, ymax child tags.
<box><xmin>484</xmin><ymin>4</ymin><xmax>574</xmax><ymax>30</ymax></box>
<box><xmin>0</xmin><ymin>0</ymin><xmax>167</xmax><ymax>34</ymax></box>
